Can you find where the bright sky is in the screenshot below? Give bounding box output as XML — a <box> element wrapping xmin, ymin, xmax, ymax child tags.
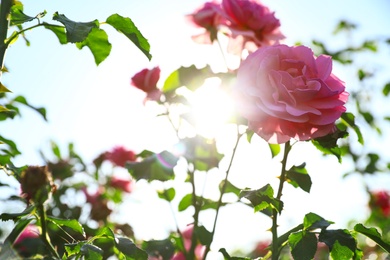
<box><xmin>2</xmin><ymin>0</ymin><xmax>390</xmax><ymax>257</ymax></box>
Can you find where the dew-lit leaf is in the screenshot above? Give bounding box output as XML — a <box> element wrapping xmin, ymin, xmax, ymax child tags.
<box><xmin>340</xmin><ymin>112</ymin><xmax>363</xmax><ymax>144</ymax></box>
<box><xmin>303</xmin><ymin>212</ymin><xmax>333</xmax><ymax>231</ymax></box>
<box><xmin>76</xmin><ymin>28</ymin><xmax>112</xmax><ymax>65</ymax></box>
<box><xmin>47</xmin><ymin>216</ymin><xmax>85</xmax><ymax>236</ymax></box>
<box><xmin>286</xmin><ymin>163</ymin><xmax>312</xmax><ymax>193</ymax></box>
<box><xmin>43</xmin><ymin>23</ymin><xmax>67</xmax><ymax>44</ymax></box>
<box><xmin>106</xmin><ymin>14</ymin><xmax>151</xmax><ymax>60</ymax></box>
<box><xmin>354</xmin><ymin>224</ymin><xmax>390</xmax><ymax>253</ymax></box>
<box><xmin>288</xmin><ymin>231</ymin><xmax>317</xmax><ymax>260</ymax></box>
<box><xmin>53</xmin><ymin>12</ymin><xmax>99</xmax><ymax>43</ymax></box>
<box><xmin>115</xmin><ymin>237</ymin><xmax>148</xmax><ymax>259</ymax></box>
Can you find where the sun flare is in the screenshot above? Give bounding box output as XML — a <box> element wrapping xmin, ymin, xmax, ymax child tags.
<box><xmin>189</xmin><ymin>78</ymin><xmax>235</xmax><ymax>138</ymax></box>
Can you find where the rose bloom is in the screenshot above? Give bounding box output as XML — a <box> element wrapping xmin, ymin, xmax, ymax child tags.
<box><xmin>172</xmin><ymin>224</ymin><xmax>205</xmax><ymax>260</ymax></box>
<box><xmin>221</xmin><ymin>0</ymin><xmax>284</xmax><ymax>53</ymax></box>
<box><xmin>109</xmin><ymin>175</ymin><xmax>133</xmax><ymax>193</ymax></box>
<box><xmin>370</xmin><ymin>191</ymin><xmax>390</xmax><ymax>217</ymax></box>
<box><xmin>13</xmin><ymin>224</ymin><xmax>43</xmax><ymax>257</ymax></box>
<box><xmin>186</xmin><ymin>1</ymin><xmax>224</xmax><ymax>44</ymax></box>
<box><xmin>131</xmin><ymin>66</ymin><xmax>162</xmax><ymax>102</ymax></box>
<box><xmin>105</xmin><ymin>146</ymin><xmax>136</xmax><ymax>167</ymax></box>
<box><xmin>234</xmin><ymin>44</ymin><xmax>348</xmax><ymax>144</ymax></box>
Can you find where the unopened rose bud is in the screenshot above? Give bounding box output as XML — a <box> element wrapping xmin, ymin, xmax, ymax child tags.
<box><xmin>20</xmin><ymin>166</ymin><xmax>55</xmax><ymax>205</ymax></box>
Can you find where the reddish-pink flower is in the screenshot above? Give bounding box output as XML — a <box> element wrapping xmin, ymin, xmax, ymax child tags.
<box><xmin>105</xmin><ymin>146</ymin><xmax>136</xmax><ymax>167</ymax></box>
<box><xmin>254</xmin><ymin>241</ymin><xmax>270</xmax><ymax>257</ymax></box>
<box><xmin>14</xmin><ymin>225</ymin><xmax>40</xmax><ymax>245</ymax></box>
<box><xmin>131</xmin><ymin>67</ymin><xmax>162</xmax><ymax>102</ymax></box>
<box><xmin>370</xmin><ymin>191</ymin><xmax>390</xmax><ymax>217</ymax></box>
<box><xmin>13</xmin><ymin>224</ymin><xmax>41</xmax><ymax>256</ymax></box>
<box><xmin>221</xmin><ymin>0</ymin><xmax>284</xmax><ymax>53</ymax></box>
<box><xmin>186</xmin><ymin>1</ymin><xmax>224</xmax><ymax>44</ymax></box>
<box><xmin>234</xmin><ymin>44</ymin><xmax>348</xmax><ymax>143</ymax></box>
<box><xmin>172</xmin><ymin>224</ymin><xmax>205</xmax><ymax>260</ymax></box>
<box><xmin>110</xmin><ymin>175</ymin><xmax>133</xmax><ymax>193</ymax></box>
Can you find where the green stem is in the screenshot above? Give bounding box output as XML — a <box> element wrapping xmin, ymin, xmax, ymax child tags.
<box><xmin>188</xmin><ymin>167</ymin><xmax>199</xmax><ymax>260</ymax></box>
<box><xmin>37</xmin><ymin>204</ymin><xmax>60</xmax><ymax>259</ymax></box>
<box><xmin>271</xmin><ymin>141</ymin><xmax>291</xmax><ymax>260</ymax></box>
<box><xmin>202</xmin><ymin>126</ymin><xmax>243</xmax><ymax>260</ymax></box>
<box><xmin>0</xmin><ymin>0</ymin><xmax>12</xmax><ymax>79</ymax></box>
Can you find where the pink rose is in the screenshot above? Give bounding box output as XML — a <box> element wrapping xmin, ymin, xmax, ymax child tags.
<box><xmin>109</xmin><ymin>175</ymin><xmax>133</xmax><ymax>193</ymax></box>
<box><xmin>13</xmin><ymin>224</ymin><xmax>41</xmax><ymax>256</ymax></box>
<box><xmin>186</xmin><ymin>1</ymin><xmax>224</xmax><ymax>44</ymax></box>
<box><xmin>130</xmin><ymin>67</ymin><xmax>162</xmax><ymax>102</ymax></box>
<box><xmin>221</xmin><ymin>0</ymin><xmax>284</xmax><ymax>53</ymax></box>
<box><xmin>172</xmin><ymin>224</ymin><xmax>205</xmax><ymax>260</ymax></box>
<box><xmin>104</xmin><ymin>146</ymin><xmax>137</xmax><ymax>167</ymax></box>
<box><xmin>14</xmin><ymin>225</ymin><xmax>40</xmax><ymax>245</ymax></box>
<box><xmin>370</xmin><ymin>191</ymin><xmax>390</xmax><ymax>217</ymax></box>
<box><xmin>234</xmin><ymin>44</ymin><xmax>348</xmax><ymax>143</ymax></box>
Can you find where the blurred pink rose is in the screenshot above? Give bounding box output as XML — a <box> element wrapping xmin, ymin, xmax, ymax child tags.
<box><xmin>234</xmin><ymin>44</ymin><xmax>348</xmax><ymax>143</ymax></box>
<box><xmin>221</xmin><ymin>0</ymin><xmax>284</xmax><ymax>53</ymax></box>
<box><xmin>172</xmin><ymin>224</ymin><xmax>205</xmax><ymax>260</ymax></box>
<box><xmin>131</xmin><ymin>67</ymin><xmax>162</xmax><ymax>102</ymax></box>
<box><xmin>370</xmin><ymin>191</ymin><xmax>390</xmax><ymax>217</ymax></box>
<box><xmin>110</xmin><ymin>175</ymin><xmax>133</xmax><ymax>193</ymax></box>
<box><xmin>14</xmin><ymin>225</ymin><xmax>40</xmax><ymax>245</ymax></box>
<box><xmin>186</xmin><ymin>1</ymin><xmax>224</xmax><ymax>44</ymax></box>
<box><xmin>13</xmin><ymin>224</ymin><xmax>41</xmax><ymax>256</ymax></box>
<box><xmin>254</xmin><ymin>240</ymin><xmax>270</xmax><ymax>257</ymax></box>
<box><xmin>105</xmin><ymin>146</ymin><xmax>136</xmax><ymax>167</ymax></box>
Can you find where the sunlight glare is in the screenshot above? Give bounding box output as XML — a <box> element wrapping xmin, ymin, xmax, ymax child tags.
<box><xmin>190</xmin><ymin>78</ymin><xmax>234</xmax><ymax>139</ymax></box>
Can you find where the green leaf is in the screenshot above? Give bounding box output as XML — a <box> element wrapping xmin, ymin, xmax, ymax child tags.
<box><xmin>330</xmin><ymin>240</ymin><xmax>354</xmax><ymax>260</ymax></box>
<box><xmin>288</xmin><ymin>231</ymin><xmax>317</xmax><ymax>260</ymax></box>
<box><xmin>195</xmin><ymin>225</ymin><xmax>212</xmax><ymax>246</ymax></box>
<box><xmin>341</xmin><ymin>112</ymin><xmax>364</xmax><ymax>144</ymax></box>
<box><xmin>333</xmin><ymin>20</ymin><xmax>357</xmax><ymax>34</ymax></box>
<box><xmin>65</xmin><ymin>242</ymin><xmax>83</xmax><ymax>257</ymax></box>
<box><xmin>106</xmin><ymin>14</ymin><xmax>151</xmax><ymax>60</ymax></box>
<box><xmin>246</xmin><ymin>129</ymin><xmax>254</xmax><ymax>143</ymax></box>
<box><xmin>319</xmin><ymin>229</ymin><xmax>357</xmax><ymax>257</ymax></box>
<box><xmin>162</xmin><ymin>65</ymin><xmax>214</xmax><ymax>93</ymax></box>
<box><xmin>181</xmin><ymin>136</ymin><xmax>223</xmax><ymax>171</ymax></box>
<box><xmin>1</xmin><ymin>218</ymin><xmax>34</xmax><ymax>249</ymax></box>
<box><xmin>0</xmin><ymin>205</ymin><xmax>35</xmax><ymax>221</ymax></box>
<box><xmin>10</xmin><ymin>5</ymin><xmax>35</xmax><ymax>25</ymax></box>
<box><xmin>157</xmin><ymin>187</ymin><xmax>176</xmax><ymax>202</ymax></box>
<box><xmin>383</xmin><ymin>82</ymin><xmax>390</xmax><ymax>96</ymax></box>
<box><xmin>303</xmin><ymin>212</ymin><xmax>333</xmax><ymax>231</ymax></box>
<box><xmin>126</xmin><ymin>150</ymin><xmax>179</xmax><ymax>182</ymax></box>
<box><xmin>13</xmin><ymin>95</ymin><xmax>47</xmax><ymax>121</ymax></box>
<box><xmin>142</xmin><ymin>239</ymin><xmax>175</xmax><ymax>260</ymax></box>
<box><xmin>96</xmin><ymin>226</ymin><xmax>115</xmax><ymax>240</ymax></box>
<box><xmin>80</xmin><ymin>243</ymin><xmax>103</xmax><ymax>259</ymax></box>
<box><xmin>312</xmin><ymin>128</ymin><xmax>348</xmax><ymax>163</ymax></box>
<box><xmin>46</xmin><ymin>216</ymin><xmax>85</xmax><ymax>236</ymax></box>
<box><xmin>76</xmin><ymin>28</ymin><xmax>112</xmax><ymax>65</ymax></box>
<box><xmin>240</xmin><ymin>184</ymin><xmax>283</xmax><ymax>213</ymax></box>
<box><xmin>286</xmin><ymin>163</ymin><xmax>312</xmax><ymax>193</ymax></box>
<box><xmin>0</xmin><ymin>82</ymin><xmax>11</xmax><ymax>93</ymax></box>
<box><xmin>218</xmin><ymin>248</ymin><xmax>252</xmax><ymax>260</ymax></box>
<box><xmin>115</xmin><ymin>237</ymin><xmax>148</xmax><ymax>259</ymax></box>
<box><xmin>53</xmin><ymin>12</ymin><xmax>99</xmax><ymax>43</ymax></box>
<box><xmin>219</xmin><ymin>180</ymin><xmax>241</xmax><ymax>197</ymax></box>
<box><xmin>354</xmin><ymin>224</ymin><xmax>390</xmax><ymax>253</ymax></box>
<box><xmin>178</xmin><ymin>193</ymin><xmax>192</xmax><ymax>212</ymax></box>
<box><xmin>268</xmin><ymin>143</ymin><xmax>280</xmax><ymax>158</ymax></box>
<box><xmin>43</xmin><ymin>23</ymin><xmax>67</xmax><ymax>44</ymax></box>
<box><xmin>0</xmin><ymin>105</ymin><xmax>10</xmax><ymax>112</ymax></box>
